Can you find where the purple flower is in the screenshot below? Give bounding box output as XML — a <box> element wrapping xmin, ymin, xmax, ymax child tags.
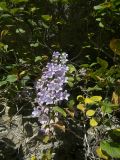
<box><xmin>32</xmin><ymin>51</ymin><xmax>70</xmax><ymax>134</ymax></box>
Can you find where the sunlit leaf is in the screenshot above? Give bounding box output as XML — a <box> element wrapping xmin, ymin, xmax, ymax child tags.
<box><xmin>85</xmin><ymin>98</ymin><xmax>94</xmax><ymax>104</ymax></box>
<box><xmin>7</xmin><ymin>74</ymin><xmax>18</xmax><ymax>83</ymax></box>
<box><xmin>68</xmin><ymin>81</ymin><xmax>74</xmax><ymax>87</ymax></box>
<box><xmin>19</xmin><ymin>71</ymin><xmax>26</xmax><ymax>77</ymax></box>
<box><xmin>41</xmin><ymin>15</ymin><xmax>52</xmax><ymax>21</ymax></box>
<box><xmin>67</xmin><ymin>76</ymin><xmax>74</xmax><ymax>82</ymax></box>
<box><xmin>90</xmin><ymin>118</ymin><xmax>98</xmax><ymax>127</ymax></box>
<box><xmin>90</xmin><ymin>96</ymin><xmax>102</xmax><ymax>102</ymax></box>
<box><xmin>86</xmin><ymin>109</ymin><xmax>95</xmax><ymax>117</ymax></box>
<box><xmin>77</xmin><ymin>104</ymin><xmax>85</xmax><ymax>112</ymax></box>
<box><xmin>16</xmin><ymin>28</ymin><xmax>25</xmax><ymax>34</ymax></box>
<box><xmin>68</xmin><ymin>64</ymin><xmax>76</xmax><ymax>73</ymax></box>
<box><xmin>94</xmin><ymin>2</ymin><xmax>111</xmax><ymax>10</ymax></box>
<box><xmin>96</xmin><ymin>147</ymin><xmax>108</xmax><ymax>160</ymax></box>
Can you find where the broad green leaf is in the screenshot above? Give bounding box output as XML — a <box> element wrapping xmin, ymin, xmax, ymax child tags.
<box><xmin>90</xmin><ymin>118</ymin><xmax>98</xmax><ymax>127</ymax></box>
<box><xmin>100</xmin><ymin>141</ymin><xmax>120</xmax><ymax>158</ymax></box>
<box><xmin>101</xmin><ymin>101</ymin><xmax>119</xmax><ymax>114</ymax></box>
<box><xmin>53</xmin><ymin>106</ymin><xmax>66</xmax><ymax>117</ymax></box>
<box><xmin>7</xmin><ymin>74</ymin><xmax>18</xmax><ymax>83</ymax></box>
<box><xmin>86</xmin><ymin>110</ymin><xmax>95</xmax><ymax>117</ymax></box>
<box><xmin>90</xmin><ymin>96</ymin><xmax>102</xmax><ymax>102</ymax></box>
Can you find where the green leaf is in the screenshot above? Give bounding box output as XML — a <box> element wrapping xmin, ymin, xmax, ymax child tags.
<box><xmin>90</xmin><ymin>96</ymin><xmax>102</xmax><ymax>102</ymax></box>
<box><xmin>100</xmin><ymin>141</ymin><xmax>120</xmax><ymax>158</ymax></box>
<box><xmin>35</xmin><ymin>56</ymin><xmax>42</xmax><ymax>62</ymax></box>
<box><xmin>68</xmin><ymin>64</ymin><xmax>76</xmax><ymax>73</ymax></box>
<box><xmin>67</xmin><ymin>99</ymin><xmax>75</xmax><ymax>108</ymax></box>
<box><xmin>7</xmin><ymin>74</ymin><xmax>18</xmax><ymax>83</ymax></box>
<box><xmin>101</xmin><ymin>101</ymin><xmax>119</xmax><ymax>114</ymax></box>
<box><xmin>67</xmin><ymin>81</ymin><xmax>74</xmax><ymax>87</ymax></box>
<box><xmin>30</xmin><ymin>43</ymin><xmax>39</xmax><ymax>48</ymax></box>
<box><xmin>86</xmin><ymin>109</ymin><xmax>95</xmax><ymax>117</ymax></box>
<box><xmin>90</xmin><ymin>118</ymin><xmax>98</xmax><ymax>127</ymax></box>
<box><xmin>41</xmin><ymin>15</ymin><xmax>52</xmax><ymax>21</ymax></box>
<box><xmin>11</xmin><ymin>0</ymin><xmax>28</xmax><ymax>4</ymax></box>
<box><xmin>99</xmin><ymin>22</ymin><xmax>104</xmax><ymax>28</ymax></box>
<box><xmin>67</xmin><ymin>76</ymin><xmax>74</xmax><ymax>82</ymax></box>
<box><xmin>0</xmin><ymin>81</ymin><xmax>7</xmax><ymax>86</ymax></box>
<box><xmin>53</xmin><ymin>106</ymin><xmax>66</xmax><ymax>117</ymax></box>
<box><xmin>87</xmin><ymin>85</ymin><xmax>102</xmax><ymax>92</ymax></box>
<box><xmin>97</xmin><ymin>57</ymin><xmax>108</xmax><ymax>69</ymax></box>
<box><xmin>94</xmin><ymin>2</ymin><xmax>111</xmax><ymax>10</ymax></box>
<box><xmin>16</xmin><ymin>28</ymin><xmax>25</xmax><ymax>34</ymax></box>
<box><xmin>0</xmin><ymin>2</ymin><xmax>7</xmax><ymax>11</ymax></box>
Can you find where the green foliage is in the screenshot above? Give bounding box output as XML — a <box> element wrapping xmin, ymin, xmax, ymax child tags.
<box><xmin>0</xmin><ymin>0</ymin><xmax>120</xmax><ymax>159</ymax></box>
<box><xmin>53</xmin><ymin>106</ymin><xmax>67</xmax><ymax>117</ymax></box>
<box><xmin>100</xmin><ymin>141</ymin><xmax>120</xmax><ymax>158</ymax></box>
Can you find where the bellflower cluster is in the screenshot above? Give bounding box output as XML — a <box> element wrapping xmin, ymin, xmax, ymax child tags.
<box><xmin>32</xmin><ymin>52</ymin><xmax>70</xmax><ymax>135</ymax></box>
